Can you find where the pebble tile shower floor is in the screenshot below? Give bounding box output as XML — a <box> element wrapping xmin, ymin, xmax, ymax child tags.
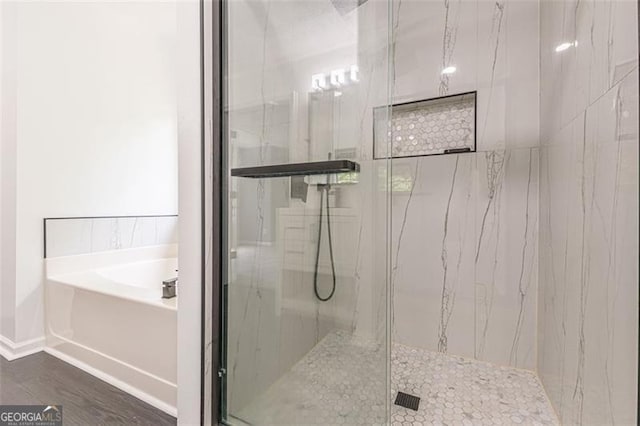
<box><xmin>391</xmin><ymin>344</ymin><xmax>558</xmax><ymax>426</ymax></box>
<box><xmin>237</xmin><ymin>331</ymin><xmax>559</xmax><ymax>425</ymax></box>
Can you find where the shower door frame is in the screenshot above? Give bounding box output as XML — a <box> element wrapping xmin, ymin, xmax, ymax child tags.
<box><xmin>201</xmin><ymin>0</ymin><xmax>225</xmax><ymax>424</ymax></box>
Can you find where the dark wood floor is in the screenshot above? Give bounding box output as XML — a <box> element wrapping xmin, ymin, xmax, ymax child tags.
<box><xmin>0</xmin><ymin>352</ymin><xmax>176</xmax><ymax>426</ymax></box>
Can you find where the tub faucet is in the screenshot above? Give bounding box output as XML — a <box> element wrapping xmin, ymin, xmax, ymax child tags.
<box><xmin>162</xmin><ymin>277</ymin><xmax>178</xmax><ymax>299</ymax></box>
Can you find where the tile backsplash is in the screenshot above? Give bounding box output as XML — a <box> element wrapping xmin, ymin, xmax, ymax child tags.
<box><xmin>44</xmin><ymin>215</ymin><xmax>178</xmax><ymax>258</ymax></box>
<box><xmin>375</xmin><ymin>92</ymin><xmax>476</xmax><ymax>159</ymax></box>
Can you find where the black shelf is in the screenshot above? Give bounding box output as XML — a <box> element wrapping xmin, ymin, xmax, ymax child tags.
<box><xmin>231</xmin><ymin>160</ymin><xmax>360</xmax><ymax>179</ymax></box>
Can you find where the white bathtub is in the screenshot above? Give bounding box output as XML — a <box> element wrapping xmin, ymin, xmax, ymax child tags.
<box><xmin>45</xmin><ymin>245</ymin><xmax>178</xmax><ymax>416</ymax></box>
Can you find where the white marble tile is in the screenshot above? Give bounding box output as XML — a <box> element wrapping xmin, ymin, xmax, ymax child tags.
<box><xmin>392</xmin><ymin>0</ymin><xmax>478</xmax><ymax>100</ymax></box>
<box><xmin>44</xmin><ymin>216</ymin><xmax>178</xmax><ymax>258</ymax></box>
<box><xmin>475</xmin><ymin>0</ymin><xmax>507</xmax><ymax>152</ymax></box>
<box><xmin>537</xmin><ymin>119</ymin><xmax>584</xmax><ymax>423</ymax></box>
<box><xmin>474</xmin><ymin>148</ymin><xmax>538</xmax><ymax>370</ymax></box>
<box><xmin>540</xmin><ymin>0</ymin><xmax>638</xmax><ymax>143</ymax></box>
<box><xmin>155</xmin><ymin>216</ymin><xmax>180</xmax><ymax>246</ymax></box>
<box><xmin>538</xmin><ymin>69</ymin><xmax>638</xmax><ymax>425</ymax></box>
<box><xmin>391</xmin><ymin>0</ymin><xmax>539</xmax><ymax>151</ymax></box>
<box><xmin>477</xmin><ymin>0</ymin><xmax>540</xmax><ymax>151</ymax></box>
<box><xmin>502</xmin><ymin>0</ymin><xmax>540</xmax><ymax>150</ymax></box>
<box><xmin>382</xmin><ymin>0</ymin><xmax>541</xmax><ymax>372</ymax></box>
<box><xmin>392</xmin><ymin>343</ymin><xmax>558</xmax><ymax>426</ymax></box>
<box><xmin>391</xmin><ymin>153</ymin><xmax>476</xmax><ymax>360</ymax></box>
<box><xmin>45</xmin><ymin>218</ymin><xmax>93</xmax><ymax>257</ymax></box>
<box><xmin>391</xmin><ymin>147</ymin><xmax>538</xmax><ymax>370</ymax></box>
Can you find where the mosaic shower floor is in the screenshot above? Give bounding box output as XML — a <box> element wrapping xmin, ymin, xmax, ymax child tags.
<box><xmin>236</xmin><ymin>330</ymin><xmax>559</xmax><ymax>426</ymax></box>
<box><xmin>391</xmin><ymin>344</ymin><xmax>559</xmax><ymax>426</ymax></box>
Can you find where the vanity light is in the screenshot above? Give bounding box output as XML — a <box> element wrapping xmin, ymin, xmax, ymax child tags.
<box><xmin>330</xmin><ymin>69</ymin><xmax>346</xmax><ymax>86</ymax></box>
<box><xmin>311</xmin><ymin>65</ymin><xmax>359</xmax><ymax>91</ymax></box>
<box><xmin>555</xmin><ymin>41</ymin><xmax>577</xmax><ymax>52</ymax></box>
<box><xmin>350</xmin><ymin>65</ymin><xmax>359</xmax><ymax>82</ymax></box>
<box><xmin>441</xmin><ymin>66</ymin><xmax>457</xmax><ymax>75</ymax></box>
<box><xmin>311</xmin><ymin>73</ymin><xmax>327</xmax><ymax>91</ymax></box>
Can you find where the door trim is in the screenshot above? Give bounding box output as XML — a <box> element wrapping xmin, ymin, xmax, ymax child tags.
<box><xmin>200</xmin><ymin>0</ymin><xmax>224</xmax><ymax>424</ymax></box>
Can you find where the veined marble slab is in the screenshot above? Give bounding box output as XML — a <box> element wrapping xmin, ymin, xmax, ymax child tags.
<box><xmin>538</xmin><ymin>68</ymin><xmax>639</xmax><ymax>425</ymax></box>
<box><xmin>391</xmin><ymin>147</ymin><xmax>538</xmax><ymax>370</ymax></box>
<box><xmin>45</xmin><ymin>216</ymin><xmax>178</xmax><ymax>258</ymax></box>
<box><xmin>391</xmin><ymin>0</ymin><xmax>539</xmax><ymax>152</ymax></box>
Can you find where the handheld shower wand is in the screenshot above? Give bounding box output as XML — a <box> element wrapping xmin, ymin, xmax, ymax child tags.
<box><xmin>313</xmin><ymin>154</ymin><xmax>337</xmax><ymax>302</ymax></box>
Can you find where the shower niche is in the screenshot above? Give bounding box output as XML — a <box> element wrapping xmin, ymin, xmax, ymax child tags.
<box><xmin>374</xmin><ymin>91</ymin><xmax>476</xmax><ymax>159</ymax></box>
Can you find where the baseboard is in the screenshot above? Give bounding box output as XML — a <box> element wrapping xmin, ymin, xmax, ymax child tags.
<box><xmin>0</xmin><ymin>335</ymin><xmax>45</xmax><ymax>361</ymax></box>
<box><xmin>44</xmin><ymin>347</ymin><xmax>177</xmax><ymax>417</ymax></box>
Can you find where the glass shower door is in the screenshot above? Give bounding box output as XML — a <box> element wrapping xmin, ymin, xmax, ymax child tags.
<box><xmin>221</xmin><ymin>0</ymin><xmax>393</xmax><ymax>424</ymax></box>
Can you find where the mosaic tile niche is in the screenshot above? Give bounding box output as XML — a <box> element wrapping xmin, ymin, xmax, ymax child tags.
<box><xmin>375</xmin><ymin>92</ymin><xmax>476</xmax><ymax>159</ymax></box>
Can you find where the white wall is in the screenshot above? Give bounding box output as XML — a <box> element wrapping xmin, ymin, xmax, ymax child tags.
<box><xmin>176</xmin><ymin>0</ymin><xmax>202</xmax><ymax>424</ymax></box>
<box><xmin>1</xmin><ymin>2</ymin><xmax>204</xmax><ymax>422</ymax></box>
<box><xmin>2</xmin><ymin>1</ymin><xmax>179</xmax><ymax>347</ymax></box>
<box><xmin>1</xmin><ymin>0</ymin><xmax>18</xmax><ymax>345</ymax></box>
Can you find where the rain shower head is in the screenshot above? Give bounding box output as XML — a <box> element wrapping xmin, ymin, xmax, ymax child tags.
<box><xmin>329</xmin><ymin>0</ymin><xmax>369</xmax><ymax>16</ymax></box>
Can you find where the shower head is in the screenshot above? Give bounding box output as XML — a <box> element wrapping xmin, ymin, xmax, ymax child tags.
<box><xmin>329</xmin><ymin>0</ymin><xmax>369</xmax><ymax>16</ymax></box>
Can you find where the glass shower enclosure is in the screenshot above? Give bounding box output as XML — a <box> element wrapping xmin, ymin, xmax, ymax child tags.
<box><xmin>220</xmin><ymin>0</ymin><xmax>393</xmax><ymax>424</ymax></box>
<box><xmin>210</xmin><ymin>0</ymin><xmax>640</xmax><ymax>424</ymax></box>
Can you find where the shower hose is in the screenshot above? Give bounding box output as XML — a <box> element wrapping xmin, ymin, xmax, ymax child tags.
<box><xmin>313</xmin><ymin>184</ymin><xmax>337</xmax><ymax>302</ymax></box>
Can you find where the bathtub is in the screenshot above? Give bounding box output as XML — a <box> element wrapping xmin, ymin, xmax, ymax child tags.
<box><xmin>45</xmin><ymin>245</ymin><xmax>178</xmax><ymax>416</ymax></box>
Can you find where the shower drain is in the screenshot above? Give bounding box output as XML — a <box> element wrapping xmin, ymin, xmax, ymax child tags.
<box><xmin>394</xmin><ymin>391</ymin><xmax>421</xmax><ymax>411</ymax></box>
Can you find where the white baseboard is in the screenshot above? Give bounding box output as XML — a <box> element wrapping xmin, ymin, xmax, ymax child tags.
<box><xmin>0</xmin><ymin>335</ymin><xmax>45</xmax><ymax>361</ymax></box>
<box><xmin>0</xmin><ymin>336</ymin><xmax>176</xmax><ymax>417</ymax></box>
<box><xmin>44</xmin><ymin>347</ymin><xmax>177</xmax><ymax>417</ymax></box>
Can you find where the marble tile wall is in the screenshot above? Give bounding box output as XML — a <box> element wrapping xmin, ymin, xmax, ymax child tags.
<box><xmin>392</xmin><ymin>0</ymin><xmax>540</xmax><ymax>151</ymax></box>
<box><xmin>44</xmin><ymin>216</ymin><xmax>178</xmax><ymax>258</ymax></box>
<box><xmin>390</xmin><ymin>0</ymin><xmax>540</xmax><ymax>370</ymax></box>
<box><xmin>537</xmin><ymin>0</ymin><xmax>639</xmax><ymax>423</ymax></box>
<box><xmin>391</xmin><ymin>148</ymin><xmax>539</xmax><ymax>370</ymax></box>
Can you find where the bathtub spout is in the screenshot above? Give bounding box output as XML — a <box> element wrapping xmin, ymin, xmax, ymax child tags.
<box><xmin>162</xmin><ymin>277</ymin><xmax>178</xmax><ymax>299</ymax></box>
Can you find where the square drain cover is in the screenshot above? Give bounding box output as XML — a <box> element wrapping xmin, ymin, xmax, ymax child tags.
<box><xmin>394</xmin><ymin>391</ymin><xmax>420</xmax><ymax>411</ymax></box>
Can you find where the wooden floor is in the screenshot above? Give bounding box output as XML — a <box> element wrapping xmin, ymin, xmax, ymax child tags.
<box><xmin>0</xmin><ymin>352</ymin><xmax>176</xmax><ymax>426</ymax></box>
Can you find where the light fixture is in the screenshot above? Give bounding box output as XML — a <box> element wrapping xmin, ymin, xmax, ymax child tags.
<box><xmin>311</xmin><ymin>73</ymin><xmax>327</xmax><ymax>91</ymax></box>
<box><xmin>330</xmin><ymin>69</ymin><xmax>346</xmax><ymax>86</ymax></box>
<box><xmin>350</xmin><ymin>65</ymin><xmax>359</xmax><ymax>82</ymax></box>
<box><xmin>334</xmin><ymin>91</ymin><xmax>343</xmax><ymax>97</ymax></box>
<box><xmin>312</xmin><ymin>65</ymin><xmax>359</xmax><ymax>91</ymax></box>
<box><xmin>555</xmin><ymin>41</ymin><xmax>578</xmax><ymax>52</ymax></box>
<box><xmin>441</xmin><ymin>66</ymin><xmax>457</xmax><ymax>75</ymax></box>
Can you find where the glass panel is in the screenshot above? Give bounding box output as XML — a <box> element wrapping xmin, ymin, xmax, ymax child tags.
<box><xmin>222</xmin><ymin>0</ymin><xmax>392</xmax><ymax>424</ymax></box>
